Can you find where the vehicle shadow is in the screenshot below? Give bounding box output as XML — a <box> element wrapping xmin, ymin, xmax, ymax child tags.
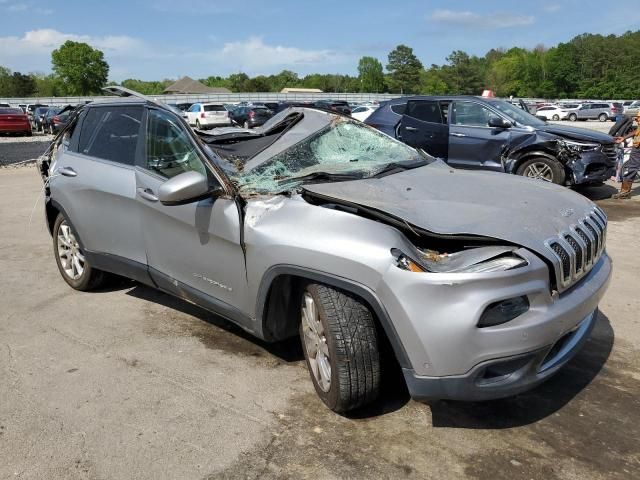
<box><xmin>427</xmin><ymin>311</ymin><xmax>614</xmax><ymax>429</ymax></box>
<box><xmin>124</xmin><ymin>282</ymin><xmax>304</xmax><ymax>363</ymax></box>
<box><xmin>573</xmin><ymin>183</ymin><xmax>617</xmax><ymax>201</ymax></box>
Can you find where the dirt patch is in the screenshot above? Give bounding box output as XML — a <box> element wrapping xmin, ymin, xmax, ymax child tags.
<box><xmin>597</xmin><ymin>198</ymin><xmax>640</xmax><ymax>222</ymax></box>
<box><xmin>206</xmin><ymin>315</ymin><xmax>640</xmax><ymax>480</ymax></box>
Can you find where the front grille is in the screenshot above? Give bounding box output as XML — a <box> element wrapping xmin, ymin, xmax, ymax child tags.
<box><xmin>601</xmin><ymin>144</ymin><xmax>618</xmax><ymax>162</ymax></box>
<box><xmin>545</xmin><ymin>207</ymin><xmax>607</xmax><ymax>292</ymax></box>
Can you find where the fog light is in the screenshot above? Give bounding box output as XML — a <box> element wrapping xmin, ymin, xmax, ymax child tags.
<box><xmin>478</xmin><ymin>296</ymin><xmax>529</xmax><ymax>328</ymax></box>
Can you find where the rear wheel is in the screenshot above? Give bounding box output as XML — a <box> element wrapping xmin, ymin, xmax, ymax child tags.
<box><xmin>598</xmin><ymin>113</ymin><xmax>608</xmax><ymax>122</ymax></box>
<box><xmin>552</xmin><ymin>114</ymin><xmax>560</xmax><ymax>121</ymax></box>
<box><xmin>299</xmin><ymin>284</ymin><xmax>380</xmax><ymax>413</ymax></box>
<box><xmin>568</xmin><ymin>113</ymin><xmax>577</xmax><ymax>122</ymax></box>
<box><xmin>53</xmin><ymin>214</ymin><xmax>105</xmax><ymax>291</ymax></box>
<box><xmin>517</xmin><ymin>157</ymin><xmax>565</xmax><ymax>185</ymax></box>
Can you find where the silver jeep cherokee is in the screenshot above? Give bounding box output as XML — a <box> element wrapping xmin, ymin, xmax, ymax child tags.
<box><xmin>38</xmin><ymin>88</ymin><xmax>611</xmax><ymax>413</ymax></box>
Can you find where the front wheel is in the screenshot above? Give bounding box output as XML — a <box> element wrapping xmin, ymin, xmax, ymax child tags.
<box><xmin>568</xmin><ymin>113</ymin><xmax>577</xmax><ymax>121</ymax></box>
<box><xmin>53</xmin><ymin>213</ymin><xmax>106</xmax><ymax>291</ymax></box>
<box><xmin>300</xmin><ymin>284</ymin><xmax>380</xmax><ymax>413</ymax></box>
<box><xmin>516</xmin><ymin>157</ymin><xmax>566</xmax><ymax>185</ymax></box>
<box><xmin>552</xmin><ymin>114</ymin><xmax>560</xmax><ymax>121</ymax></box>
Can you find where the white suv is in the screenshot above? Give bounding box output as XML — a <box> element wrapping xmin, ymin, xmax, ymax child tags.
<box><xmin>186</xmin><ymin>103</ymin><xmax>231</xmax><ymax>129</ymax></box>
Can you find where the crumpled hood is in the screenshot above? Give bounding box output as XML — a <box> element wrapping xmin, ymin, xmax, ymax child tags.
<box><xmin>303</xmin><ymin>161</ymin><xmax>598</xmax><ymax>261</ymax></box>
<box><xmin>536</xmin><ymin>123</ymin><xmax>614</xmax><ymax>143</ymax></box>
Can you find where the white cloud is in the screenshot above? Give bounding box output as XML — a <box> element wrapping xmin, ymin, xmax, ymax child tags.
<box><xmin>3</xmin><ymin>1</ymin><xmax>53</xmax><ymax>14</ymax></box>
<box><xmin>429</xmin><ymin>9</ymin><xmax>535</xmax><ymax>28</ymax></box>
<box><xmin>211</xmin><ymin>36</ymin><xmax>344</xmax><ymax>69</ymax></box>
<box><xmin>0</xmin><ymin>30</ymin><xmax>349</xmax><ymax>80</ymax></box>
<box><xmin>543</xmin><ymin>5</ymin><xmax>561</xmax><ymax>13</ymax></box>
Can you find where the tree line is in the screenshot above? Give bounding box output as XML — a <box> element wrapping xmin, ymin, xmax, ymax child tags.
<box><xmin>1</xmin><ymin>31</ymin><xmax>640</xmax><ymax>99</ymax></box>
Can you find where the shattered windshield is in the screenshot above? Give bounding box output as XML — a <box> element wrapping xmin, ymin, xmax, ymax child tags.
<box><xmin>491</xmin><ymin>100</ymin><xmax>547</xmax><ymax>127</ymax></box>
<box><xmin>232</xmin><ymin>119</ymin><xmax>426</xmax><ymax>194</ymax></box>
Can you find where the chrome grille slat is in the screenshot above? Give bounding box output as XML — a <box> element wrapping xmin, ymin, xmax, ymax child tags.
<box><xmin>545</xmin><ymin>209</ymin><xmax>606</xmax><ymax>292</ymax></box>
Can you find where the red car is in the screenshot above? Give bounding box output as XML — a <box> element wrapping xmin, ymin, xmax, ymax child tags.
<box><xmin>0</xmin><ymin>107</ymin><xmax>32</xmax><ymax>136</ymax></box>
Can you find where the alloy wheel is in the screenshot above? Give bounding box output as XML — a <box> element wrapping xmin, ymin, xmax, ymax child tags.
<box><xmin>523</xmin><ymin>162</ymin><xmax>553</xmax><ymax>182</ymax></box>
<box><xmin>301</xmin><ymin>292</ymin><xmax>331</xmax><ymax>392</ymax></box>
<box><xmin>57</xmin><ymin>221</ymin><xmax>85</xmax><ymax>279</ymax></box>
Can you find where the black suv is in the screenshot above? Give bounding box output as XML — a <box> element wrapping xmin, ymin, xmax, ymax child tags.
<box><xmin>314</xmin><ymin>100</ymin><xmax>351</xmax><ymax>115</ymax></box>
<box><xmin>367</xmin><ymin>96</ymin><xmax>616</xmax><ymax>186</ymax></box>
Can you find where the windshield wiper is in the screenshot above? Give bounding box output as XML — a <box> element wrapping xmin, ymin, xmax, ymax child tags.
<box><xmin>277</xmin><ymin>171</ymin><xmax>363</xmax><ymax>185</ymax></box>
<box><xmin>372</xmin><ymin>158</ymin><xmax>430</xmax><ymax>178</ymax></box>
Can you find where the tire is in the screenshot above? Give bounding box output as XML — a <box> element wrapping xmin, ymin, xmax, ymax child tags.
<box><xmin>552</xmin><ymin>114</ymin><xmax>560</xmax><ymax>121</ymax></box>
<box><xmin>598</xmin><ymin>113</ymin><xmax>607</xmax><ymax>122</ymax></box>
<box><xmin>243</xmin><ymin>120</ymin><xmax>250</xmax><ymax>129</ymax></box>
<box><xmin>516</xmin><ymin>157</ymin><xmax>566</xmax><ymax>185</ymax></box>
<box><xmin>53</xmin><ymin>213</ymin><xmax>105</xmax><ymax>291</ymax></box>
<box><xmin>299</xmin><ymin>284</ymin><xmax>380</xmax><ymax>413</ymax></box>
<box><xmin>568</xmin><ymin>113</ymin><xmax>577</xmax><ymax>122</ymax></box>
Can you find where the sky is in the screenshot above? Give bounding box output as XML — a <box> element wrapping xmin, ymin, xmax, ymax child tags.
<box><xmin>0</xmin><ymin>0</ymin><xmax>638</xmax><ymax>81</ymax></box>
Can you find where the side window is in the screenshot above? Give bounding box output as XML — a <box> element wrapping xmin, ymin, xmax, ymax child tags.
<box><xmin>77</xmin><ymin>106</ymin><xmax>143</xmax><ymax>165</ymax></box>
<box><xmin>452</xmin><ymin>102</ymin><xmax>495</xmax><ymax>127</ymax></box>
<box><xmin>405</xmin><ymin>101</ymin><xmax>444</xmax><ymax>124</ymax></box>
<box><xmin>391</xmin><ymin>104</ymin><xmax>406</xmax><ymax>115</ymax></box>
<box><xmin>145</xmin><ymin>109</ymin><xmax>207</xmax><ymax>179</ymax></box>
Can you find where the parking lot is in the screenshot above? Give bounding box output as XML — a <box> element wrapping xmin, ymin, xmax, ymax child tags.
<box><xmin>1</xmin><ymin>141</ymin><xmax>639</xmax><ymax>479</ymax></box>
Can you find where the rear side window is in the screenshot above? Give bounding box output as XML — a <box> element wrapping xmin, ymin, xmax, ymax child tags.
<box><xmin>204</xmin><ymin>105</ymin><xmax>225</xmax><ymax>112</ymax></box>
<box><xmin>406</xmin><ymin>100</ymin><xmax>445</xmax><ymax>124</ymax></box>
<box><xmin>78</xmin><ymin>106</ymin><xmax>143</xmax><ymax>166</ymax></box>
<box><xmin>390</xmin><ymin>104</ymin><xmax>406</xmax><ymax>115</ymax></box>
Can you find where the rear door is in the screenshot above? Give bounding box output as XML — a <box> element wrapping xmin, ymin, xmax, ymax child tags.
<box><xmin>447</xmin><ymin>100</ymin><xmax>510</xmax><ymax>171</ymax></box>
<box><xmin>49</xmin><ymin>105</ymin><xmax>146</xmax><ymax>264</ymax></box>
<box><xmin>135</xmin><ymin>107</ymin><xmax>250</xmax><ymax>322</ymax></box>
<box><xmin>398</xmin><ymin>99</ymin><xmax>449</xmax><ymax>159</ymax></box>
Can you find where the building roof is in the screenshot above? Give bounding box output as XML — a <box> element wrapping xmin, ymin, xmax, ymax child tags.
<box><xmin>280</xmin><ymin>87</ymin><xmax>323</xmax><ymax>93</ymax></box>
<box><xmin>164</xmin><ymin>76</ymin><xmax>231</xmax><ymax>94</ymax></box>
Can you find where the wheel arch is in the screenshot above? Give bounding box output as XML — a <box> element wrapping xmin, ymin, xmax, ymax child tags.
<box><xmin>506</xmin><ymin>149</ymin><xmax>565</xmax><ymax>174</ymax></box>
<box><xmin>255</xmin><ymin>265</ymin><xmax>411</xmax><ymax>369</ymax></box>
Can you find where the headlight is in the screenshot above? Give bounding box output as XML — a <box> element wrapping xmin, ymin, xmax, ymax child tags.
<box><xmin>561</xmin><ymin>139</ymin><xmax>600</xmax><ymax>152</ymax></box>
<box><xmin>392</xmin><ymin>246</ymin><xmax>528</xmax><ymax>273</ymax></box>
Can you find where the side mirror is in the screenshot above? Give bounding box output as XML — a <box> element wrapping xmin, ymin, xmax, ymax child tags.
<box><xmin>488</xmin><ymin>116</ymin><xmax>512</xmax><ymax>129</ymax></box>
<box><xmin>158</xmin><ymin>171</ymin><xmax>221</xmax><ymax>206</ymax></box>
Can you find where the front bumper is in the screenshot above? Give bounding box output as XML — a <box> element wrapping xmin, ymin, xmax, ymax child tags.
<box><xmin>403</xmin><ymin>309</ymin><xmax>597</xmax><ymax>401</ymax></box>
<box><xmin>569</xmin><ymin>150</ymin><xmax>616</xmax><ymax>185</ymax></box>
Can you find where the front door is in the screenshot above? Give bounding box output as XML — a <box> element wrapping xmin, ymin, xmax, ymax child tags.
<box><xmin>447</xmin><ymin>100</ymin><xmax>511</xmax><ymax>171</ymax></box>
<box><xmin>135</xmin><ymin>108</ymin><xmax>251</xmax><ymax>326</ymax></box>
<box><xmin>397</xmin><ymin>100</ymin><xmax>449</xmax><ymax>159</ymax></box>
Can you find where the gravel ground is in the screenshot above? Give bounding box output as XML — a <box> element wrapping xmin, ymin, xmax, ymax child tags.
<box><xmin>0</xmin><ymin>167</ymin><xmax>639</xmax><ymax>479</ymax></box>
<box><xmin>0</xmin><ymin>132</ymin><xmax>53</xmax><ymax>166</ymax></box>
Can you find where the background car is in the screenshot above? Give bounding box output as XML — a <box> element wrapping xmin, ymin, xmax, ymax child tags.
<box><xmin>42</xmin><ymin>107</ymin><xmax>63</xmax><ymax>134</ymax></box>
<box><xmin>186</xmin><ymin>103</ymin><xmax>232</xmax><ymax>129</ymax></box>
<box><xmin>26</xmin><ymin>103</ymin><xmax>47</xmax><ymax>123</ymax></box>
<box><xmin>568</xmin><ymin>102</ymin><xmax>622</xmax><ymax>122</ymax></box>
<box><xmin>351</xmin><ymin>105</ymin><xmax>378</xmax><ymax>122</ymax></box>
<box><xmin>0</xmin><ymin>102</ymin><xmax>11</xmax><ymax>108</ymax></box>
<box><xmin>0</xmin><ymin>107</ymin><xmax>32</xmax><ymax>136</ymax></box>
<box><xmin>364</xmin><ymin>98</ymin><xmax>408</xmax><ymax>136</ymax></box>
<box><xmin>624</xmin><ymin>100</ymin><xmax>640</xmax><ymax>117</ymax></box>
<box><xmin>32</xmin><ymin>106</ymin><xmax>51</xmax><ymax>132</ymax></box>
<box><xmin>535</xmin><ymin>105</ymin><xmax>568</xmax><ymax>121</ymax></box>
<box><xmin>229</xmin><ymin>105</ymin><xmax>274</xmax><ymax>128</ymax></box>
<box><xmin>382</xmin><ymin>95</ymin><xmax>616</xmax><ymax>185</ymax></box>
<box><xmin>314</xmin><ymin>99</ymin><xmax>351</xmax><ymax>115</ymax></box>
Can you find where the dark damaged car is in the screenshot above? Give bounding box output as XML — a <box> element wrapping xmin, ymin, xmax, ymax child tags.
<box><xmin>38</xmin><ymin>89</ymin><xmax>611</xmax><ymax>413</ymax></box>
<box><xmin>367</xmin><ymin>96</ymin><xmax>617</xmax><ymax>185</ymax></box>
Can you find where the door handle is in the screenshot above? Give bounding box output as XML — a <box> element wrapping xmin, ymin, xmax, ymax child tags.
<box><xmin>58</xmin><ymin>166</ymin><xmax>77</xmax><ymax>177</ymax></box>
<box><xmin>451</xmin><ymin>133</ymin><xmax>467</xmax><ymax>137</ymax></box>
<box><xmin>404</xmin><ymin>126</ymin><xmax>418</xmax><ymax>132</ymax></box>
<box><xmin>137</xmin><ymin>188</ymin><xmax>158</xmax><ymax>202</ymax></box>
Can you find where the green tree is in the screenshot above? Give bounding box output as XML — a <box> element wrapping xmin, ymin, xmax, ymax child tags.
<box><xmin>357</xmin><ymin>56</ymin><xmax>385</xmax><ymax>92</ymax></box>
<box><xmin>386</xmin><ymin>45</ymin><xmax>423</xmax><ymax>93</ymax></box>
<box><xmin>51</xmin><ymin>41</ymin><xmax>109</xmax><ymax>95</ymax></box>
<box><xmin>227</xmin><ymin>72</ymin><xmax>250</xmax><ymax>92</ymax></box>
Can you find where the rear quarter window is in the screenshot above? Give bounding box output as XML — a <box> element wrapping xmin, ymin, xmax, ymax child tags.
<box><xmin>390</xmin><ymin>104</ymin><xmax>406</xmax><ymax>115</ymax></box>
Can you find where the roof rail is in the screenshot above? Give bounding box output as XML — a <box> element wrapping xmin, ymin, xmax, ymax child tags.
<box><xmin>101</xmin><ymin>85</ymin><xmax>175</xmax><ymax>113</ymax></box>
